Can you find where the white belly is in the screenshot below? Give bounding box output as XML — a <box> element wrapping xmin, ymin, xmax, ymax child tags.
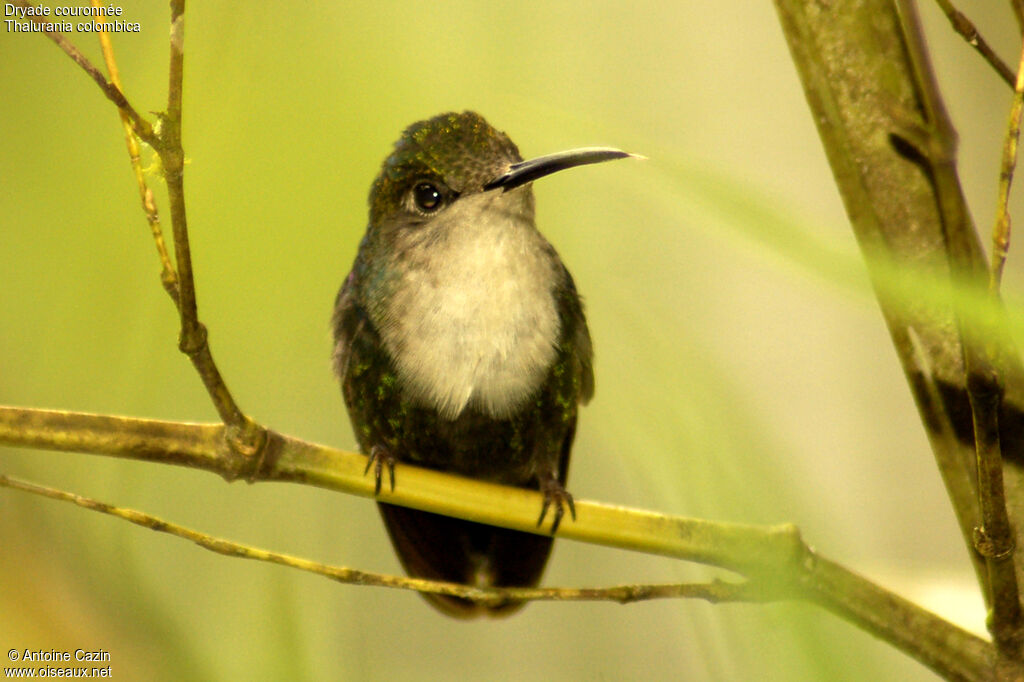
<box><xmin>376</xmin><ymin>196</ymin><xmax>561</xmax><ymax>419</ymax></box>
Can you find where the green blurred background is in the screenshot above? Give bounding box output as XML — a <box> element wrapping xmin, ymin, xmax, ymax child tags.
<box><xmin>2</xmin><ymin>2</ymin><xmax>1022</xmax><ymax>680</ymax></box>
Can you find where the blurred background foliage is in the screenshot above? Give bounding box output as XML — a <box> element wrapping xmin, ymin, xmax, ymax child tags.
<box><xmin>2</xmin><ymin>2</ymin><xmax>1023</xmax><ymax>680</ymax></box>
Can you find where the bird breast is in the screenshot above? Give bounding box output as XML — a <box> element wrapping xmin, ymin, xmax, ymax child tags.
<box><xmin>375</xmin><ymin>193</ymin><xmax>562</xmax><ymax>420</ymax></box>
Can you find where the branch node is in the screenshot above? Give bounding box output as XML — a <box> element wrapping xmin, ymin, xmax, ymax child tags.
<box><xmin>973</xmin><ymin>525</ymin><xmax>1016</xmax><ymax>560</ymax></box>
<box><xmin>178</xmin><ymin>321</ymin><xmax>208</xmax><ymax>356</ymax></box>
<box><xmin>226</xmin><ymin>418</ymin><xmax>269</xmax><ymax>471</ymax></box>
<box><xmin>966</xmin><ymin>361</ymin><xmax>1005</xmax><ymax>403</ymax></box>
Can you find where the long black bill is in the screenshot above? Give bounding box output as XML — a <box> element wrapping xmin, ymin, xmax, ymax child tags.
<box><xmin>484</xmin><ymin>147</ymin><xmax>639</xmax><ymax>193</ymax></box>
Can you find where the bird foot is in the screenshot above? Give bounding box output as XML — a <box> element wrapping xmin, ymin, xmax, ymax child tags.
<box><xmin>365</xmin><ymin>444</ymin><xmax>396</xmax><ymax>495</ymax></box>
<box><xmin>537</xmin><ymin>476</ymin><xmax>575</xmax><ymax>534</ymax></box>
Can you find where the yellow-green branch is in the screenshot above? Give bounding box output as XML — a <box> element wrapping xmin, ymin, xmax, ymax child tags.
<box><xmin>0</xmin><ymin>405</ymin><xmax>994</xmax><ymax>681</ymax></box>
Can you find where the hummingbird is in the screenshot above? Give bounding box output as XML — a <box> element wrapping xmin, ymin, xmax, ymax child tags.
<box><xmin>332</xmin><ymin>111</ymin><xmax>632</xmax><ymax>617</ymax></box>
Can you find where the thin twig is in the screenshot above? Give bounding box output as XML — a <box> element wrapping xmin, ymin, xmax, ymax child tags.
<box><xmin>967</xmin><ymin>355</ymin><xmax>1022</xmax><ymax>659</ymax></box>
<box><xmin>0</xmin><ymin>474</ymin><xmax>764</xmax><ymax>607</ymax></box>
<box><xmin>893</xmin><ymin>0</ymin><xmax>1024</xmax><ymax>663</ymax></box>
<box><xmin>147</xmin><ymin>0</ymin><xmax>261</xmax><ymax>453</ymax></box>
<box><xmin>159</xmin><ymin>0</ymin><xmax>196</xmax><ymax>342</ymax></box>
<box><xmin>1012</xmin><ymin>0</ymin><xmax>1024</xmax><ymax>36</ymax></box>
<box><xmin>0</xmin><ymin>405</ymin><xmax>996</xmax><ymax>681</ymax></box>
<box><xmin>992</xmin><ymin>39</ymin><xmax>1024</xmax><ymax>291</ymax></box>
<box><xmin>12</xmin><ymin>1</ymin><xmax>156</xmax><ymax>144</ymax></box>
<box><xmin>961</xmin><ymin>29</ymin><xmax>1024</xmax><ymax>665</ymax></box>
<box><xmin>163</xmin><ymin>0</ymin><xmax>194</xmax><ymax>333</ymax></box>
<box><xmin>90</xmin><ymin>0</ymin><xmax>179</xmax><ymax>302</ymax></box>
<box><xmin>168</xmin><ymin>0</ymin><xmax>185</xmax><ymax>128</ymax></box>
<box><xmin>932</xmin><ymin>0</ymin><xmax>1016</xmax><ymax>87</ymax></box>
<box><xmin>22</xmin><ymin>0</ymin><xmax>261</xmax><ymax>454</ymax></box>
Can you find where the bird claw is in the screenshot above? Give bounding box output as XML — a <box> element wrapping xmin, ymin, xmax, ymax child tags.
<box><xmin>365</xmin><ymin>444</ymin><xmax>396</xmax><ymax>495</ymax></box>
<box><xmin>537</xmin><ymin>477</ymin><xmax>575</xmax><ymax>534</ymax></box>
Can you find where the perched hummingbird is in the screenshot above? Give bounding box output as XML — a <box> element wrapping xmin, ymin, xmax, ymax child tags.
<box><xmin>332</xmin><ymin>111</ymin><xmax>632</xmax><ymax>617</ymax></box>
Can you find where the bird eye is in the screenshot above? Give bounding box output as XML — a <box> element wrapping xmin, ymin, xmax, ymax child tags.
<box><xmin>412</xmin><ymin>181</ymin><xmax>443</xmax><ymax>213</ymax></box>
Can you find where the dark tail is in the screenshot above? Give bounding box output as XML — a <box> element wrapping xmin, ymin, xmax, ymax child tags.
<box><xmin>378</xmin><ymin>502</ymin><xmax>554</xmax><ymax>618</ymax></box>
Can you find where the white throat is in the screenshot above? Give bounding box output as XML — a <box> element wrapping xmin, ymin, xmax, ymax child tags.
<box><xmin>374</xmin><ymin>192</ymin><xmax>561</xmax><ymax>420</ymax></box>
